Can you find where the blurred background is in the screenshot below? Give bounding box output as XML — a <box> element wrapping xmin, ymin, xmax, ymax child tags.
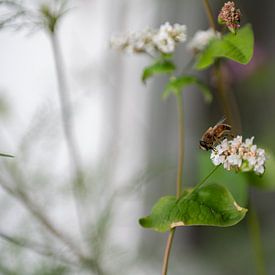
<box><xmin>0</xmin><ymin>0</ymin><xmax>274</xmax><ymax>274</ymax></box>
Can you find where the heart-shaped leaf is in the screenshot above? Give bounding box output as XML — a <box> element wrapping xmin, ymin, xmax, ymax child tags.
<box><xmin>163</xmin><ymin>75</ymin><xmax>212</xmax><ymax>102</ymax></box>
<box><xmin>142</xmin><ymin>60</ymin><xmax>176</xmax><ymax>83</ymax></box>
<box><xmin>139</xmin><ymin>183</ymin><xmax>247</xmax><ymax>232</ymax></box>
<box><xmin>196</xmin><ymin>24</ymin><xmax>254</xmax><ymax>70</ymax></box>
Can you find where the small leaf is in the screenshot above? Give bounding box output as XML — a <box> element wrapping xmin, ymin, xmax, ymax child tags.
<box><xmin>139</xmin><ymin>183</ymin><xmax>247</xmax><ymax>232</ymax></box>
<box><xmin>246</xmin><ymin>150</ymin><xmax>275</xmax><ymax>190</ymax></box>
<box><xmin>142</xmin><ymin>60</ymin><xmax>176</xmax><ymax>83</ymax></box>
<box><xmin>196</xmin><ymin>24</ymin><xmax>254</xmax><ymax>70</ymax></box>
<box><xmin>163</xmin><ymin>75</ymin><xmax>212</xmax><ymax>102</ymax></box>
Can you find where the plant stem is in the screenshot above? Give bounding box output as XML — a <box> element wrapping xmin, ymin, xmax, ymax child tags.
<box><xmin>161</xmin><ymin>94</ymin><xmax>184</xmax><ymax>275</ymax></box>
<box><xmin>50</xmin><ymin>31</ymin><xmax>88</xmax><ymax>254</ymax></box>
<box><xmin>192</xmin><ymin>164</ymin><xmax>220</xmax><ymax>193</ymax></box>
<box><xmin>214</xmin><ymin>61</ymin><xmax>237</xmax><ymax>131</ymax></box>
<box><xmin>176</xmin><ymin>94</ymin><xmax>184</xmax><ymax>198</ymax></box>
<box><xmin>248</xmin><ymin>204</ymin><xmax>267</xmax><ymax>275</ymax></box>
<box><xmin>161</xmin><ymin>229</ymin><xmax>175</xmax><ymax>275</ymax></box>
<box><xmin>203</xmin><ymin>0</ymin><xmax>216</xmax><ymax>30</ymax></box>
<box><xmin>50</xmin><ymin>32</ymin><xmax>83</xmax><ymax>181</ymax></box>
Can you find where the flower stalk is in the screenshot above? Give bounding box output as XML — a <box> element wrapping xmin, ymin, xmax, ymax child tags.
<box><xmin>162</xmin><ymin>93</ymin><xmax>184</xmax><ymax>275</ymax></box>
<box><xmin>202</xmin><ymin>0</ymin><xmax>216</xmax><ymax>31</ymax></box>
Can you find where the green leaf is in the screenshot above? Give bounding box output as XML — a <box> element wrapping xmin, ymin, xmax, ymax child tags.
<box><xmin>142</xmin><ymin>60</ymin><xmax>176</xmax><ymax>83</ymax></box>
<box><xmin>139</xmin><ymin>183</ymin><xmax>247</xmax><ymax>232</ymax></box>
<box><xmin>196</xmin><ymin>24</ymin><xmax>254</xmax><ymax>70</ymax></box>
<box><xmin>246</xmin><ymin>150</ymin><xmax>275</xmax><ymax>190</ymax></box>
<box><xmin>163</xmin><ymin>75</ymin><xmax>212</xmax><ymax>102</ymax></box>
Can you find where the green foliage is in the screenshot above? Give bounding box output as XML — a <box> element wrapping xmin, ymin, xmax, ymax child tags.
<box><xmin>163</xmin><ymin>75</ymin><xmax>212</xmax><ymax>102</ymax></box>
<box><xmin>246</xmin><ymin>150</ymin><xmax>275</xmax><ymax>190</ymax></box>
<box><xmin>198</xmin><ymin>152</ymin><xmax>249</xmax><ymax>206</ymax></box>
<box><xmin>142</xmin><ymin>60</ymin><xmax>176</xmax><ymax>83</ymax></box>
<box><xmin>139</xmin><ymin>183</ymin><xmax>247</xmax><ymax>232</ymax></box>
<box><xmin>196</xmin><ymin>24</ymin><xmax>254</xmax><ymax>70</ymax></box>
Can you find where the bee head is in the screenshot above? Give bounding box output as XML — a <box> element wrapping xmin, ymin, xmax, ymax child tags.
<box><xmin>199</xmin><ymin>140</ymin><xmax>208</xmax><ymax>150</ymax></box>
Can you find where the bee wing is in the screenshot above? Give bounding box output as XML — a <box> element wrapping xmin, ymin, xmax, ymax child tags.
<box><xmin>215</xmin><ymin>116</ymin><xmax>227</xmax><ymax>126</ymax></box>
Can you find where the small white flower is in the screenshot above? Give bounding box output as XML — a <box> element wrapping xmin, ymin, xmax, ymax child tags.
<box><xmin>110</xmin><ymin>22</ymin><xmax>187</xmax><ymax>55</ymax></box>
<box><xmin>245</xmin><ymin>136</ymin><xmax>254</xmax><ymax>147</ymax></box>
<box><xmin>153</xmin><ymin>32</ymin><xmax>175</xmax><ymax>54</ymax></box>
<box><xmin>169</xmin><ymin>23</ymin><xmax>187</xmax><ymax>42</ymax></box>
<box><xmin>210</xmin><ymin>151</ymin><xmax>225</xmax><ymax>165</ymax></box>
<box><xmin>231</xmin><ymin>135</ymin><xmax>242</xmax><ymax>147</ymax></box>
<box><xmin>227</xmin><ymin>154</ymin><xmax>242</xmax><ymax>167</ymax></box>
<box><xmin>254</xmin><ymin>164</ymin><xmax>265</xmax><ymax>175</ymax></box>
<box><xmin>187</xmin><ymin>28</ymin><xmax>220</xmax><ymax>52</ymax></box>
<box><xmin>210</xmin><ymin>136</ymin><xmax>266</xmax><ymax>175</ymax></box>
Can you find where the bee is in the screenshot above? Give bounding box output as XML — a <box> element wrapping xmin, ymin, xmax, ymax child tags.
<box><xmin>199</xmin><ymin>118</ymin><xmax>234</xmax><ymax>151</ymax></box>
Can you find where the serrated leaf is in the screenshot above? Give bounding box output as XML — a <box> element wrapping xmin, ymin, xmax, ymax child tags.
<box><xmin>163</xmin><ymin>75</ymin><xmax>212</xmax><ymax>103</ymax></box>
<box><xmin>196</xmin><ymin>24</ymin><xmax>254</xmax><ymax>70</ymax></box>
<box><xmin>139</xmin><ymin>183</ymin><xmax>247</xmax><ymax>232</ymax></box>
<box><xmin>142</xmin><ymin>60</ymin><xmax>176</xmax><ymax>83</ymax></box>
<box><xmin>246</xmin><ymin>150</ymin><xmax>275</xmax><ymax>190</ymax></box>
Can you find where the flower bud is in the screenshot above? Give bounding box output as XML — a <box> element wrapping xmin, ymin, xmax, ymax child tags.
<box><xmin>218</xmin><ymin>1</ymin><xmax>241</xmax><ymax>34</ymax></box>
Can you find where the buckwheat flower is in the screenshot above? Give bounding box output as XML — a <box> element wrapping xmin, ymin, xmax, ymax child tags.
<box><xmin>169</xmin><ymin>23</ymin><xmax>187</xmax><ymax>42</ymax></box>
<box><xmin>153</xmin><ymin>22</ymin><xmax>187</xmax><ymax>54</ymax></box>
<box><xmin>111</xmin><ymin>22</ymin><xmax>187</xmax><ymax>55</ymax></box>
<box><xmin>110</xmin><ymin>29</ymin><xmax>156</xmax><ymax>54</ymax></box>
<box><xmin>210</xmin><ymin>136</ymin><xmax>267</xmax><ymax>175</ymax></box>
<box><xmin>153</xmin><ymin>30</ymin><xmax>176</xmax><ymax>54</ymax></box>
<box><xmin>187</xmin><ymin>28</ymin><xmax>220</xmax><ymax>53</ymax></box>
<box><xmin>218</xmin><ymin>1</ymin><xmax>241</xmax><ymax>34</ymax></box>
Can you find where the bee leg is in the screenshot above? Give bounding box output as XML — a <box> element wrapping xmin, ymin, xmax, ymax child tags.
<box><xmin>224</xmin><ymin>132</ymin><xmax>235</xmax><ymax>140</ymax></box>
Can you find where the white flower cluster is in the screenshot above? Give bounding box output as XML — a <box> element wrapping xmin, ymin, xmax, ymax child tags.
<box><xmin>110</xmin><ymin>22</ymin><xmax>187</xmax><ymax>55</ymax></box>
<box><xmin>210</xmin><ymin>136</ymin><xmax>266</xmax><ymax>175</ymax></box>
<box><xmin>187</xmin><ymin>29</ymin><xmax>220</xmax><ymax>52</ymax></box>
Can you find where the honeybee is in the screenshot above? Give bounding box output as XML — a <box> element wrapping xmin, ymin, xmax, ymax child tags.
<box><xmin>199</xmin><ymin>118</ymin><xmax>234</xmax><ymax>151</ymax></box>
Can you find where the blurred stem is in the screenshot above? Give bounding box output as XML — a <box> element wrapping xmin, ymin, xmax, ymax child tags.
<box><xmin>50</xmin><ymin>32</ymin><xmax>83</xmax><ymax>184</ymax></box>
<box><xmin>203</xmin><ymin>0</ymin><xmax>216</xmax><ymax>30</ymax></box>
<box><xmin>215</xmin><ymin>60</ymin><xmax>243</xmax><ymax>133</ymax></box>
<box><xmin>162</xmin><ymin>94</ymin><xmax>184</xmax><ymax>275</ymax></box>
<box><xmin>214</xmin><ymin>61</ymin><xmax>235</xmax><ymax>128</ymax></box>
<box><xmin>176</xmin><ymin>94</ymin><xmax>184</xmax><ymax>198</ymax></box>
<box><xmin>248</xmin><ymin>204</ymin><xmax>267</xmax><ymax>275</ymax></box>
<box><xmin>50</xmin><ymin>30</ymin><xmax>87</xmax><ymax>243</ymax></box>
